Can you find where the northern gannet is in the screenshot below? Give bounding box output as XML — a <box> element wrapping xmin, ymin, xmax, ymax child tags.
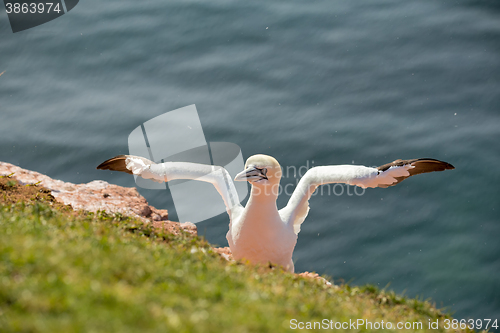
<box><xmin>97</xmin><ymin>154</ymin><xmax>454</xmax><ymax>272</ymax></box>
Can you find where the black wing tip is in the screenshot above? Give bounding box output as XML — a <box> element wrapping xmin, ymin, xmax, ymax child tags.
<box><xmin>378</xmin><ymin>158</ymin><xmax>455</xmax><ymax>173</ymax></box>
<box><xmin>96</xmin><ymin>155</ymin><xmax>130</xmax><ymax>172</ymax></box>
<box><xmin>412</xmin><ymin>158</ymin><xmax>455</xmax><ymax>170</ymax></box>
<box><xmin>443</xmin><ymin>162</ymin><xmax>455</xmax><ymax>170</ymax></box>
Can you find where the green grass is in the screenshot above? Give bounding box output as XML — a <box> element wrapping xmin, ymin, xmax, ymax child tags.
<box><xmin>0</xmin><ymin>201</ymin><xmax>476</xmax><ymax>332</ymax></box>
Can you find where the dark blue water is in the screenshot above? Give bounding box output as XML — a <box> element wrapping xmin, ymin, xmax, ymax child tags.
<box><xmin>1</xmin><ymin>0</ymin><xmax>499</xmax><ymax>324</ymax></box>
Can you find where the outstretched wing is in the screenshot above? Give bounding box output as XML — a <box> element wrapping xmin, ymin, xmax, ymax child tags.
<box><xmin>279</xmin><ymin>158</ymin><xmax>454</xmax><ymax>234</ymax></box>
<box><xmin>97</xmin><ymin>155</ymin><xmax>243</xmax><ymax>218</ymax></box>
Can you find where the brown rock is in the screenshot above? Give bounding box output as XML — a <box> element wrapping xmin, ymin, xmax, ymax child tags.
<box><xmin>0</xmin><ymin>161</ymin><xmax>196</xmax><ymax>236</ymax></box>
<box><xmin>298</xmin><ymin>271</ymin><xmax>333</xmax><ymax>286</ymax></box>
<box><xmin>212</xmin><ymin>246</ymin><xmax>234</xmax><ymax>261</ymax></box>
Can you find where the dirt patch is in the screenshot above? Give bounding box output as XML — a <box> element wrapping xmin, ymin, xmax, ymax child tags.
<box><xmin>0</xmin><ymin>176</ymin><xmax>70</xmax><ymax>211</ymax></box>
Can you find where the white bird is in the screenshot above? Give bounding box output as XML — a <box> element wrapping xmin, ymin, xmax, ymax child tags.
<box><xmin>97</xmin><ymin>154</ymin><xmax>454</xmax><ymax>272</ymax></box>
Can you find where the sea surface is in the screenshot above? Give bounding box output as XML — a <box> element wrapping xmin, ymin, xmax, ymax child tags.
<box><xmin>1</xmin><ymin>0</ymin><xmax>499</xmax><ymax>324</ymax></box>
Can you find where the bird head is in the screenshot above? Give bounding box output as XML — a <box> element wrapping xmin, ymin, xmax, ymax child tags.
<box><xmin>234</xmin><ymin>154</ymin><xmax>282</xmax><ymax>188</ymax></box>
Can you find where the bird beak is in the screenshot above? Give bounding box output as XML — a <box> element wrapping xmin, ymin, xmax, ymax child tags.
<box><xmin>234</xmin><ymin>166</ymin><xmax>268</xmax><ymax>182</ymax></box>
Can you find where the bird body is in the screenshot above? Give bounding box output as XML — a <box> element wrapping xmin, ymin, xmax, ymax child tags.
<box><xmin>228</xmin><ymin>159</ymin><xmax>298</xmax><ymax>271</ymax></box>
<box><xmin>98</xmin><ymin>154</ymin><xmax>454</xmax><ymax>272</ymax></box>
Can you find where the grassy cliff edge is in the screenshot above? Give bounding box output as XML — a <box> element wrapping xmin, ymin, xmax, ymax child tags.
<box><xmin>0</xmin><ymin>176</ymin><xmax>481</xmax><ymax>332</ymax></box>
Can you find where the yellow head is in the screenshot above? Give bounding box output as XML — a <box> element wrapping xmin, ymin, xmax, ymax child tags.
<box><xmin>234</xmin><ymin>154</ymin><xmax>282</xmax><ymax>188</ymax></box>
